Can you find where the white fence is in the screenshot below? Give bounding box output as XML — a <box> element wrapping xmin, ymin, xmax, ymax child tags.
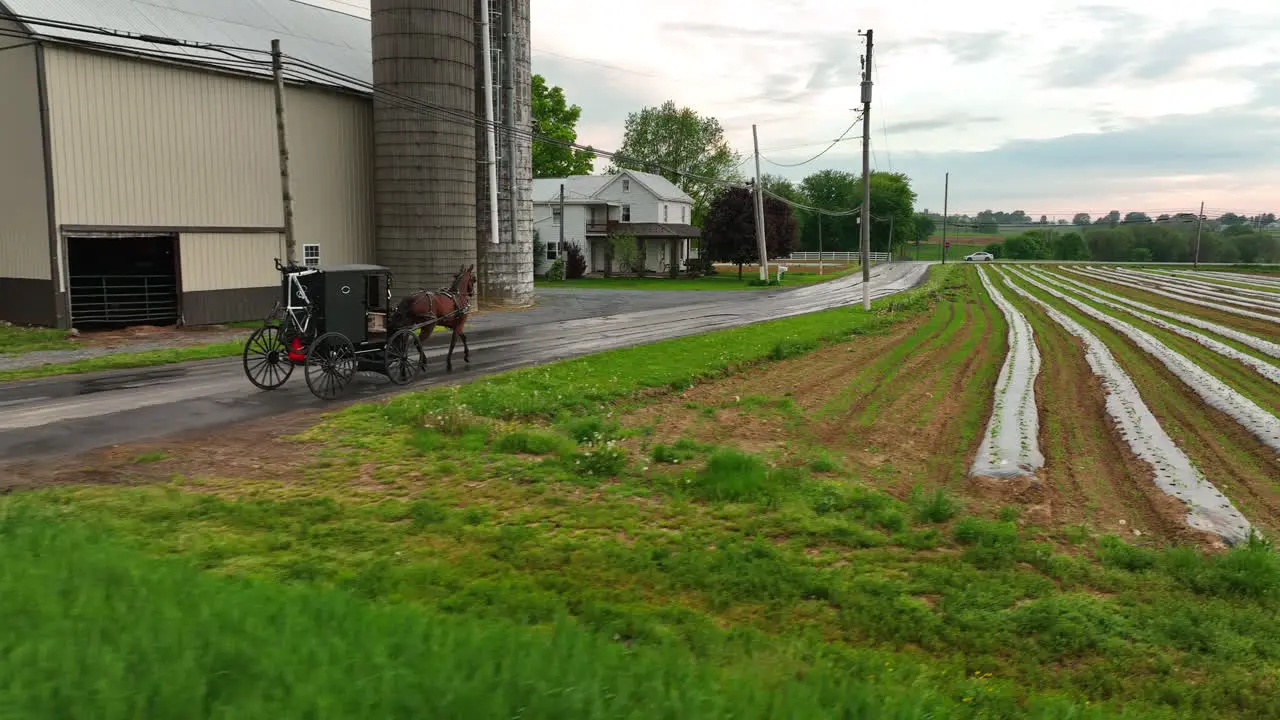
<box><xmin>781</xmin><ymin>251</ymin><xmax>891</xmax><ymax>264</ymax></box>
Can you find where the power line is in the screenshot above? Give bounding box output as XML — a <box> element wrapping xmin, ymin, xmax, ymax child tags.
<box><xmin>760</xmin><ymin>111</ymin><xmax>863</xmax><ymax>168</ymax></box>
<box><xmin>873</xmin><ymin>55</ymin><xmax>891</xmax><ymax>172</ymax></box>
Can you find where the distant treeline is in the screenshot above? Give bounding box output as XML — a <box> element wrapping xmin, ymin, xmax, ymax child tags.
<box><xmin>979</xmin><ymin>222</ymin><xmax>1280</xmax><ymax>264</ymax></box>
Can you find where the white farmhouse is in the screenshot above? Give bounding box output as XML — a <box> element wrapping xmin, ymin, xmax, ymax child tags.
<box><xmin>532</xmin><ymin>169</ymin><xmax>701</xmax><ymax>275</ymax></box>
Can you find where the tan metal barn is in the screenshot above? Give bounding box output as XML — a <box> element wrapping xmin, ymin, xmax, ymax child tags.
<box><xmin>0</xmin><ymin>1</ymin><xmax>378</xmax><ymax>329</ymax></box>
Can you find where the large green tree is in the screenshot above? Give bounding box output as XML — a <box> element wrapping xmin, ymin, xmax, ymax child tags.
<box><xmin>531</xmin><ymin>75</ymin><xmax>595</xmax><ymax>178</ymax></box>
<box><xmin>608</xmin><ymin>101</ymin><xmax>742</xmax><ymax>224</ymax></box>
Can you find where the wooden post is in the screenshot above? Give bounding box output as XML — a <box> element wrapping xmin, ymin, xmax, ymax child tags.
<box><xmin>271</xmin><ymin>39</ymin><xmax>296</xmax><ymax>265</ymax></box>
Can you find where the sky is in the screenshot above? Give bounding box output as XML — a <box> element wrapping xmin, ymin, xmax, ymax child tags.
<box><xmin>311</xmin><ymin>0</ymin><xmax>1280</xmax><ymax>217</ymax></box>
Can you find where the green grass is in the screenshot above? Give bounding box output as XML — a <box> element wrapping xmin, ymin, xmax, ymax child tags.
<box><xmin>0</xmin><ymin>324</ymin><xmax>77</xmax><ymax>354</ymax></box>
<box><xmin>9</xmin><ymin>265</ymin><xmax>1280</xmax><ymax>717</ymax></box>
<box><xmin>0</xmin><ymin>504</ymin><xmax>995</xmax><ymax>720</ymax></box>
<box><xmin>0</xmin><ymin>340</ymin><xmax>248</xmax><ymax>383</ymax></box>
<box><xmin>537</xmin><ymin>266</ymin><xmax>856</xmax><ymax>291</ymax></box>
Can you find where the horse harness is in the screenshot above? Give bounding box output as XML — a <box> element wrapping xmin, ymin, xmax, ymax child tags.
<box><xmin>407</xmin><ymin>288</ymin><xmax>472</xmax><ymax>326</ymax></box>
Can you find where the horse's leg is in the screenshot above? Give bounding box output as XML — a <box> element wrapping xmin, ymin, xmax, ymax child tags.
<box><xmin>446</xmin><ymin>328</ymin><xmax>458</xmax><ymax>371</ymax></box>
<box><xmin>456</xmin><ymin>319</ymin><xmax>470</xmax><ymax>363</ymax></box>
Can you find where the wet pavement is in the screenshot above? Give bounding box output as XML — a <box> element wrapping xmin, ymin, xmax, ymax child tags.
<box><xmin>0</xmin><ymin>263</ymin><xmax>931</xmax><ymax>464</ymax></box>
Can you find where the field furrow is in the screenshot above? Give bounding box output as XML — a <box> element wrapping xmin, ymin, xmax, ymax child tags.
<box><xmin>1081</xmin><ymin>266</ymin><xmax>1280</xmax><ymax>318</ymax></box>
<box><xmin>994</xmin><ymin>268</ymin><xmax>1253</xmax><ymax>544</ymax></box>
<box><xmin>1119</xmin><ymin>268</ymin><xmax>1280</xmax><ymax>309</ymax></box>
<box><xmin>1027</xmin><ymin>268</ymin><xmax>1280</xmax><ymax>386</ymax></box>
<box><xmin>1153</xmin><ymin>269</ymin><xmax>1280</xmax><ymax>295</ymax></box>
<box><xmin>1172</xmin><ymin>269</ymin><xmax>1280</xmax><ymax>288</ymax></box>
<box><xmin>1066</xmin><ymin>266</ymin><xmax>1280</xmax><ymax>327</ymax></box>
<box><xmin>1008</xmin><ymin>268</ymin><xmax>1280</xmax><ymax>454</ymax></box>
<box><xmin>1041</xmin><ymin>268</ymin><xmax>1280</xmax><ymax>359</ymax></box>
<box><xmin>970</xmin><ymin>267</ymin><xmax>1043</xmax><ymax>478</ymax></box>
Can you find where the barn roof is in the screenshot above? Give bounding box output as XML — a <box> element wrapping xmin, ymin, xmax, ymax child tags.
<box><xmin>0</xmin><ymin>0</ymin><xmax>372</xmax><ymax>92</ymax></box>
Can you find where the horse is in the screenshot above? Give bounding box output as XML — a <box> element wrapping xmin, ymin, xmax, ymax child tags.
<box><xmin>387</xmin><ymin>264</ymin><xmax>476</xmax><ymax>371</ymax></box>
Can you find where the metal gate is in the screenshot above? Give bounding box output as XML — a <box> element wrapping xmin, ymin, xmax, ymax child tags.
<box><xmin>69</xmin><ymin>274</ymin><xmax>179</xmax><ymax>325</ymax></box>
<box><xmin>66</xmin><ymin>233</ymin><xmax>180</xmax><ymax>327</ymax></box>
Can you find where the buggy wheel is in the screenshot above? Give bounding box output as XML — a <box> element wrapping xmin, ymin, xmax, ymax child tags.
<box><xmin>304</xmin><ymin>332</ymin><xmax>357</xmax><ymax>400</ymax></box>
<box><xmin>384</xmin><ymin>329</ymin><xmax>425</xmax><ymax>385</ymax></box>
<box><xmin>242</xmin><ymin>325</ymin><xmax>293</xmax><ymax>390</ymax></box>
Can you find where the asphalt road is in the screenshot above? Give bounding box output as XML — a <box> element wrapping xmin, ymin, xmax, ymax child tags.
<box><xmin>0</xmin><ymin>263</ymin><xmax>931</xmax><ymax>464</ymax></box>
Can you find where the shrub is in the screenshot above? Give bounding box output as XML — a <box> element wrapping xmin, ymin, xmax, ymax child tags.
<box><xmin>684</xmin><ymin>257</ymin><xmax>715</xmax><ymax>276</ymax></box>
<box><xmin>565</xmin><ymin>243</ymin><xmax>588</xmax><ymax>279</ymax></box>
<box><xmin>546</xmin><ymin>257</ymin><xmax>566</xmax><ymax>281</ymax></box>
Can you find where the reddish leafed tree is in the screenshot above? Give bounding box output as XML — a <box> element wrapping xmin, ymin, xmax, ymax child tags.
<box><xmin>701</xmin><ymin>186</ymin><xmax>798</xmax><ymax>278</ymax></box>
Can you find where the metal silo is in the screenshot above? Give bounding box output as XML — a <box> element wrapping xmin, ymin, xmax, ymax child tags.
<box><xmin>370</xmin><ymin>0</ymin><xmax>476</xmax><ymax>294</ymax></box>
<box><xmin>475</xmin><ymin>0</ymin><xmax>534</xmax><ymax>307</ymax></box>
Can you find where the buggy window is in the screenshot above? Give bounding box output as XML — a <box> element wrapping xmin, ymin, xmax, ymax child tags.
<box><xmin>366</xmin><ymin>274</ymin><xmax>385</xmax><ymax>310</ymax></box>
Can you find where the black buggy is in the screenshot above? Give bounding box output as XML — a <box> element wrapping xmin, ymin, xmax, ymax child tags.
<box><xmin>241</xmin><ymin>259</ymin><xmax>427</xmax><ymax>400</ymax></box>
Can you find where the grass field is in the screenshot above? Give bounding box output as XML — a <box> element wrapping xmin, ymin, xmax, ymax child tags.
<box><xmin>4</xmin><ymin>264</ymin><xmax>1280</xmax><ymax>718</ymax></box>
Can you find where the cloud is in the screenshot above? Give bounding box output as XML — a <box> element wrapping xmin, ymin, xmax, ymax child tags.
<box><xmin>1039</xmin><ymin>12</ymin><xmax>1258</xmax><ymax>87</ymax></box>
<box><xmin>773</xmin><ymin>105</ymin><xmax>1280</xmax><ymax>211</ymax></box>
<box><xmin>886</xmin><ymin>115</ymin><xmax>1001</xmax><ymax>134</ymax></box>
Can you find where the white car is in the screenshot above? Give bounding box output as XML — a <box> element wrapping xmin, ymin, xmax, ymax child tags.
<box><xmin>963</xmin><ymin>252</ymin><xmax>994</xmax><ymax>262</ymax></box>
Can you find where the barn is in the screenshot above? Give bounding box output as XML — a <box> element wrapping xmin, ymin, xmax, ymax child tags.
<box><xmin>0</xmin><ymin>0</ymin><xmax>533</xmax><ymax>330</ymax></box>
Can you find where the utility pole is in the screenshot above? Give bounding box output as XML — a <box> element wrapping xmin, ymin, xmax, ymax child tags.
<box><xmin>751</xmin><ymin>124</ymin><xmax>769</xmax><ymax>282</ymax></box>
<box><xmin>818</xmin><ymin>214</ymin><xmax>824</xmax><ymax>275</ymax></box>
<box><xmin>888</xmin><ymin>213</ymin><xmax>894</xmax><ymax>263</ymax></box>
<box><xmin>941</xmin><ymin>172</ymin><xmax>949</xmax><ymax>264</ymax></box>
<box><xmin>1193</xmin><ymin>200</ymin><xmax>1205</xmax><ymax>269</ymax></box>
<box><xmin>558</xmin><ymin>184</ymin><xmax>566</xmax><ymax>258</ymax></box>
<box><xmin>858</xmin><ymin>29</ymin><xmax>873</xmax><ymax>310</ymax></box>
<box><xmin>271</xmin><ymin>39</ymin><xmax>296</xmax><ymax>265</ymax></box>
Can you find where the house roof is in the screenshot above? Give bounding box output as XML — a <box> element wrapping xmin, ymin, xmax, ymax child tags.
<box><xmin>616</xmin><ymin>170</ymin><xmax>691</xmax><ymax>203</ymax></box>
<box><xmin>0</xmin><ymin>0</ymin><xmax>371</xmax><ymax>92</ymax></box>
<box><xmin>620</xmin><ymin>222</ymin><xmax>701</xmax><ymax>238</ymax></box>
<box><xmin>532</xmin><ymin>175</ymin><xmax>613</xmax><ymax>203</ymax></box>
<box><xmin>533</xmin><ymin>169</ymin><xmax>693</xmax><ymax>205</ymax></box>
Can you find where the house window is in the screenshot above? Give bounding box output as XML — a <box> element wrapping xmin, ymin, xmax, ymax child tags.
<box><xmin>546</xmin><ymin>240</ymin><xmax>558</xmax><ymax>261</ymax></box>
<box><xmin>551</xmin><ymin>206</ymin><xmax>562</xmax><ymax>223</ymax></box>
<box><xmin>621</xmin><ymin>205</ymin><xmax>631</xmax><ymax>221</ymax></box>
<box><xmin>622</xmin><ymin>178</ymin><xmax>630</xmax><ymax>192</ymax></box>
<box><xmin>663</xmin><ymin>205</ymin><xmax>669</xmax><ymax>222</ymax></box>
<box><xmin>303</xmin><ymin>244</ymin><xmax>320</xmax><ymax>267</ymax></box>
<box><xmin>682</xmin><ymin>206</ymin><xmax>687</xmax><ymax>223</ymax></box>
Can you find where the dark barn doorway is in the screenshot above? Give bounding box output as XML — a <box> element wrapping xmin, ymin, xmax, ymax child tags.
<box><xmin>66</xmin><ymin>234</ymin><xmax>180</xmax><ymax>328</ymax></box>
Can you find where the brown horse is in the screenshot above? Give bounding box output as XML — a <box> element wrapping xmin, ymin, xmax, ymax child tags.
<box><xmin>388</xmin><ymin>264</ymin><xmax>476</xmax><ymax>371</ymax></box>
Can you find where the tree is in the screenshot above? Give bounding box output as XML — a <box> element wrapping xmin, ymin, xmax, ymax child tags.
<box><xmin>913</xmin><ymin>212</ymin><xmax>937</xmax><ymax>242</ymax></box>
<box><xmin>532</xmin><ymin>75</ymin><xmax>596</xmax><ymax>178</ymax></box>
<box><xmin>565</xmin><ymin>243</ymin><xmax>588</xmax><ymax>279</ymax></box>
<box><xmin>1002</xmin><ymin>232</ymin><xmax>1051</xmax><ymax>260</ymax></box>
<box><xmin>701</xmin><ymin>186</ymin><xmax>798</xmax><ymax>278</ymax></box>
<box><xmin>1053</xmin><ymin>232</ymin><xmax>1089</xmax><ymax>260</ymax></box>
<box><xmin>799</xmin><ymin>170</ymin><xmax>860</xmax><ymax>251</ymax></box>
<box><xmin>1095</xmin><ymin>210</ymin><xmax>1121</xmax><ymax>227</ymax></box>
<box><xmin>608</xmin><ymin>233</ymin><xmax>643</xmax><ymax>274</ymax></box>
<box><xmin>609</xmin><ymin>101</ymin><xmax>742</xmax><ymax>224</ymax></box>
<box><xmin>1072</xmin><ymin>213</ymin><xmax>1092</xmax><ymax>226</ymax></box>
<box><xmin>1122</xmin><ymin>211</ymin><xmax>1152</xmax><ymax>224</ymax></box>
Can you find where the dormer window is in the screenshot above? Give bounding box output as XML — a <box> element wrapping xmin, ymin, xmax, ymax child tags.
<box><xmin>622</xmin><ymin>178</ymin><xmax>630</xmax><ymax>192</ymax></box>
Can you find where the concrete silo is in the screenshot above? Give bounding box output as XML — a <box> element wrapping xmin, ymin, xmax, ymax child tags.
<box><xmin>370</xmin><ymin>0</ymin><xmax>476</xmax><ymax>294</ymax></box>
<box><xmin>474</xmin><ymin>0</ymin><xmax>534</xmax><ymax>307</ymax></box>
